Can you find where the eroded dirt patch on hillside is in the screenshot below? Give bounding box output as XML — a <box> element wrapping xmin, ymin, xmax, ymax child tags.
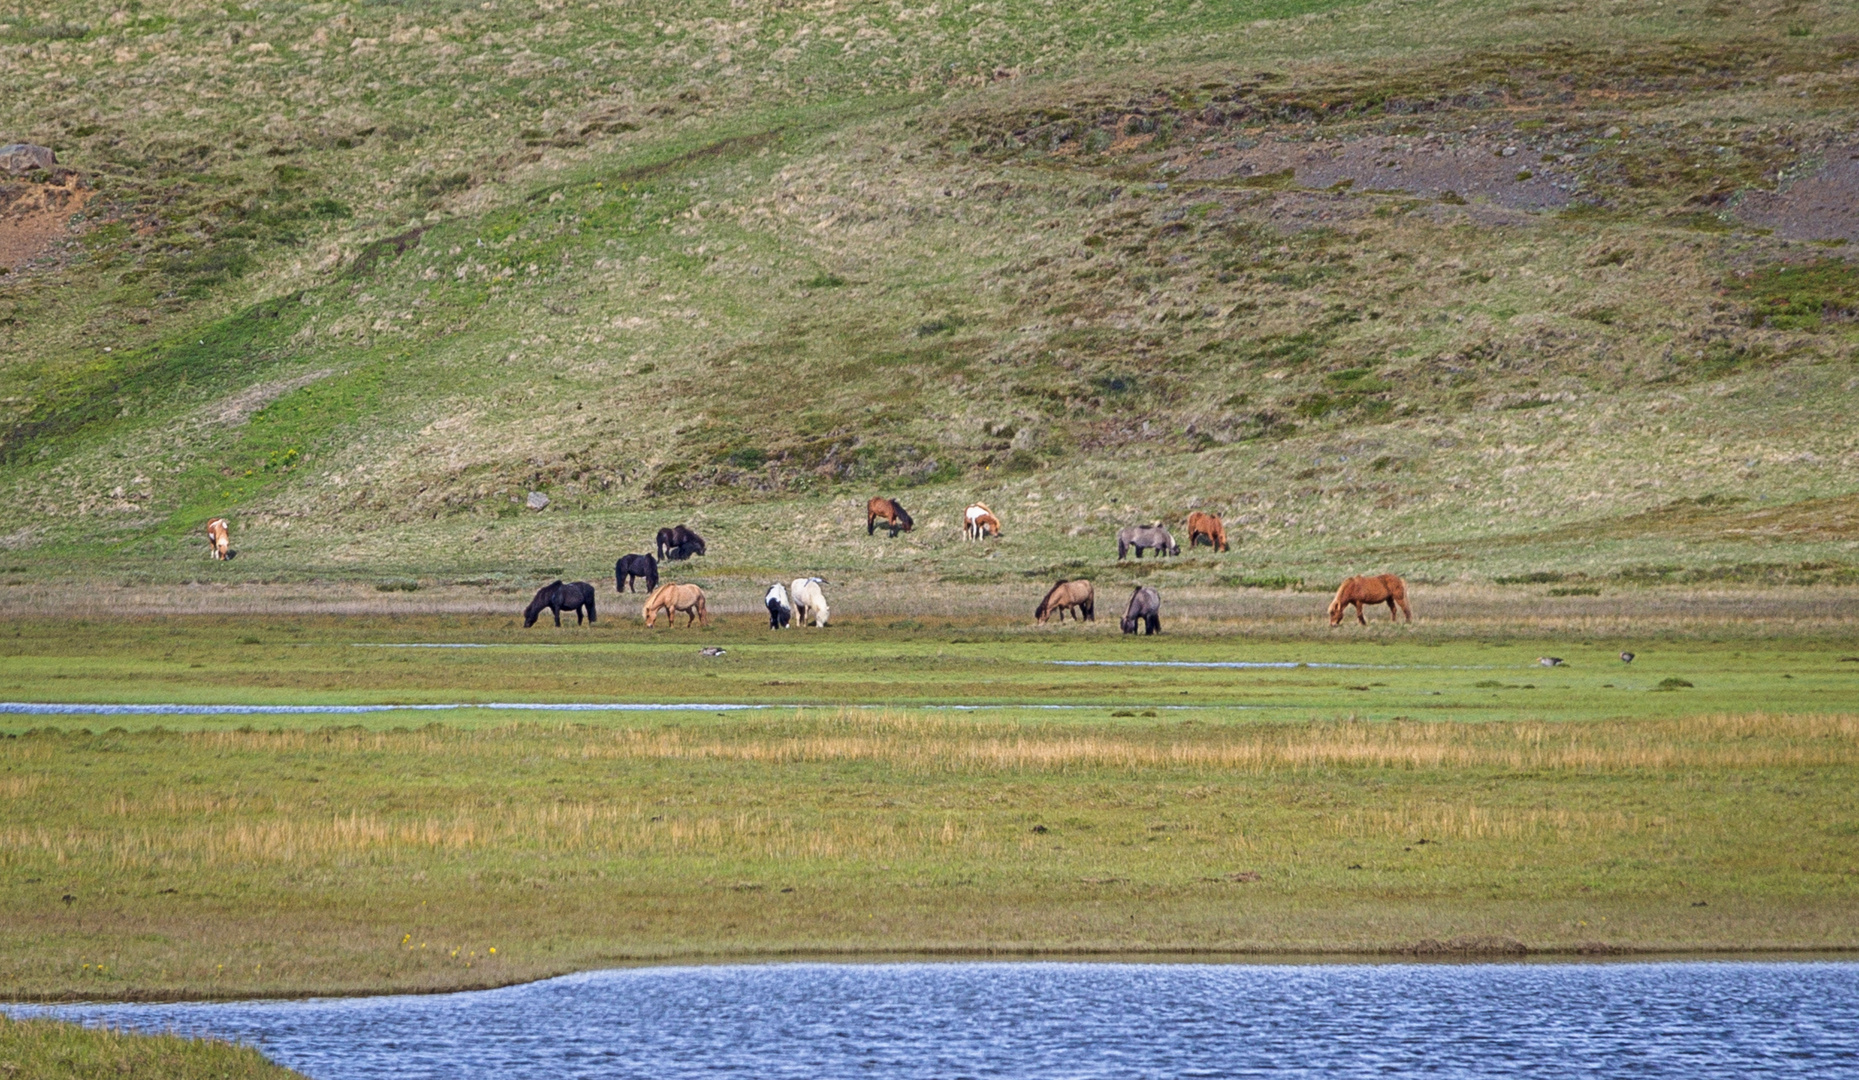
<box><xmin>1735</xmin><ymin>146</ymin><xmax>1859</xmax><ymax>245</ymax></box>
<box><xmin>0</xmin><ymin>177</ymin><xmax>90</xmax><ymax>273</ymax></box>
<box><xmin>1178</xmin><ymin>134</ymin><xmax>1580</xmax><ymax>211</ymax></box>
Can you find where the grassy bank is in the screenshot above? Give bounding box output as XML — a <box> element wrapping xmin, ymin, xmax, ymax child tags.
<box><xmin>0</xmin><ymin>1014</ymin><xmax>305</xmax><ymax>1078</ymax></box>
<box><xmin>2</xmin><ymin>611</ymin><xmax>1856</xmax><ymax>999</ymax></box>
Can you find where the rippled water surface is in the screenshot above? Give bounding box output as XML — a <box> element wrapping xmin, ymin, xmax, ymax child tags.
<box><xmin>12</xmin><ymin>961</ymin><xmax>1859</xmax><ymax>1079</ymax></box>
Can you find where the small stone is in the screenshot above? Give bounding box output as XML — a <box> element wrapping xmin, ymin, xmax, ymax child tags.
<box><xmin>525</xmin><ymin>491</ymin><xmax>549</xmax><ymax>511</ymax></box>
<box><xmin>0</xmin><ymin>143</ymin><xmax>57</xmax><ymax>174</ymax></box>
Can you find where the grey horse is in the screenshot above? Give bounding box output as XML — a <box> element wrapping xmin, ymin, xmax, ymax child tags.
<box><xmin>1116</xmin><ymin>525</ymin><xmax>1178</xmax><ymax>560</ymax></box>
<box><xmin>1120</xmin><ymin>585</ymin><xmax>1161</xmax><ymax>635</ymax></box>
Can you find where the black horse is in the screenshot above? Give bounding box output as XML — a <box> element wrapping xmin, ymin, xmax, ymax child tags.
<box><xmin>524</xmin><ymin>580</ymin><xmax>598</xmax><ymax>627</ymax></box>
<box><xmin>614</xmin><ymin>553</ymin><xmax>659</xmax><ymax>593</ymax></box>
<box><xmin>1120</xmin><ymin>585</ymin><xmax>1161</xmax><ymax>635</ymax></box>
<box><xmin>656</xmin><ymin>525</ymin><xmax>706</xmax><ymax>561</ymax></box>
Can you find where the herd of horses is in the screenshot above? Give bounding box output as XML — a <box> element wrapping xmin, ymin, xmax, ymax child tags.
<box><xmin>207</xmin><ymin>505</ymin><xmax>1413</xmax><ymax>633</ymax></box>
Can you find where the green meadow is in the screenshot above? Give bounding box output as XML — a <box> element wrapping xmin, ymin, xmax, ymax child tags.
<box><xmin>2</xmin><ymin>608</ymin><xmax>1856</xmax><ymax>1000</ymax></box>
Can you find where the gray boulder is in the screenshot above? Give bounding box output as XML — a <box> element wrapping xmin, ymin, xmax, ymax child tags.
<box><xmin>0</xmin><ymin>144</ymin><xmax>57</xmax><ymax>174</ymax></box>
<box><xmin>525</xmin><ymin>490</ymin><xmax>549</xmax><ymax>511</ymax></box>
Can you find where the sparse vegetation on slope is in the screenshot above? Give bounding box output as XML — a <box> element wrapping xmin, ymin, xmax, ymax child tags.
<box><xmin>0</xmin><ymin>0</ymin><xmax>1854</xmax><ymax>587</ymax></box>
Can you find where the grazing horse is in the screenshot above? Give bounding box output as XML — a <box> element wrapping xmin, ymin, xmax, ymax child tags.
<box><xmin>642</xmin><ymin>583</ymin><xmax>708</xmax><ymax>628</ymax></box>
<box><xmin>867</xmin><ymin>497</ymin><xmax>914</xmax><ymax>536</ymax></box>
<box><xmin>1117</xmin><ymin>525</ymin><xmax>1178</xmax><ymax>560</ymax></box>
<box><xmin>765</xmin><ymin>582</ymin><xmax>793</xmax><ymax>628</ymax></box>
<box><xmin>656</xmin><ymin>525</ymin><xmax>706</xmax><ymax>561</ymax></box>
<box><xmin>964</xmin><ymin>503</ymin><xmax>1002</xmax><ymax>541</ymax></box>
<box><xmin>525</xmin><ymin>580</ymin><xmax>598</xmax><ymax>627</ymax></box>
<box><xmin>614</xmin><ymin>553</ymin><xmax>659</xmax><ymax>594</ymax></box>
<box><xmin>1186</xmin><ymin>511</ymin><xmax>1229</xmax><ymax>553</ymax></box>
<box><xmin>789</xmin><ymin>577</ymin><xmax>830</xmax><ymax>627</ymax></box>
<box><xmin>205</xmin><ymin>518</ymin><xmax>231</xmax><ymax>560</ymax></box>
<box><xmin>1120</xmin><ymin>585</ymin><xmax>1161</xmax><ymax>635</ymax></box>
<box><xmin>1327</xmin><ymin>574</ymin><xmax>1412</xmax><ymax>627</ymax></box>
<box><xmin>1035</xmin><ymin>579</ymin><xmax>1094</xmax><ymax>624</ymax></box>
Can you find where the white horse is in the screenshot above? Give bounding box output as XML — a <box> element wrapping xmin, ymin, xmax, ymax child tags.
<box><xmin>764</xmin><ymin>583</ymin><xmax>793</xmax><ymax>628</ymax></box>
<box><xmin>789</xmin><ymin>577</ymin><xmax>830</xmax><ymax>627</ymax></box>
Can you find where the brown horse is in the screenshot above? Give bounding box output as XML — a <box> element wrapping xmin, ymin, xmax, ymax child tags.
<box><xmin>1327</xmin><ymin>574</ymin><xmax>1412</xmax><ymax>627</ymax></box>
<box><xmin>1035</xmin><ymin>579</ymin><xmax>1094</xmax><ymax>623</ymax></box>
<box><xmin>867</xmin><ymin>497</ymin><xmax>914</xmax><ymax>536</ymax></box>
<box><xmin>643</xmin><ymin>583</ymin><xmax>709</xmax><ymax>628</ymax></box>
<box><xmin>1186</xmin><ymin>511</ymin><xmax>1229</xmax><ymax>552</ymax></box>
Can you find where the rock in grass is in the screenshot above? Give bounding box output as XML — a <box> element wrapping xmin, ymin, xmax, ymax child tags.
<box><xmin>0</xmin><ymin>143</ymin><xmax>56</xmax><ymax>174</ymax></box>
<box><xmin>525</xmin><ymin>490</ymin><xmax>549</xmax><ymax>511</ymax></box>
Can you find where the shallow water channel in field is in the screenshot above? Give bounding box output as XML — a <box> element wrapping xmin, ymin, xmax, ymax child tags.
<box><xmin>11</xmin><ymin>960</ymin><xmax>1859</xmax><ymax>1078</ymax></box>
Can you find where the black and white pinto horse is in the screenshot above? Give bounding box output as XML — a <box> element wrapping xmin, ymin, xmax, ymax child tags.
<box><xmin>656</xmin><ymin>525</ymin><xmax>707</xmax><ymax>561</ymax></box>
<box><xmin>765</xmin><ymin>582</ymin><xmax>793</xmax><ymax>628</ymax></box>
<box><xmin>614</xmin><ymin>553</ymin><xmax>659</xmax><ymax>593</ymax></box>
<box><xmin>525</xmin><ymin>580</ymin><xmax>598</xmax><ymax>627</ymax></box>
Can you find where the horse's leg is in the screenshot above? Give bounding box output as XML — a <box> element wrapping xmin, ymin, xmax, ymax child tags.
<box><xmin>1397</xmin><ymin>593</ymin><xmax>1412</xmax><ymax>622</ymax></box>
<box><xmin>553</xmin><ymin>604</ymin><xmax>562</xmax><ymax>628</ymax></box>
<box><xmin>1355</xmin><ymin>601</ymin><xmax>1367</xmax><ymax>626</ymax></box>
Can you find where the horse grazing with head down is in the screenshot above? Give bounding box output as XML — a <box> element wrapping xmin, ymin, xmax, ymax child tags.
<box><xmin>1117</xmin><ymin>525</ymin><xmax>1177</xmax><ymax>560</ymax></box>
<box><xmin>867</xmin><ymin>497</ymin><xmax>914</xmax><ymax>536</ymax></box>
<box><xmin>1186</xmin><ymin>511</ymin><xmax>1229</xmax><ymax>553</ymax></box>
<box><xmin>1035</xmin><ymin>579</ymin><xmax>1094</xmax><ymax>624</ymax></box>
<box><xmin>765</xmin><ymin>582</ymin><xmax>793</xmax><ymax>628</ymax></box>
<box><xmin>656</xmin><ymin>525</ymin><xmax>706</xmax><ymax>561</ymax></box>
<box><xmin>643</xmin><ymin>583</ymin><xmax>708</xmax><ymax>628</ymax></box>
<box><xmin>964</xmin><ymin>503</ymin><xmax>1002</xmax><ymax>541</ymax></box>
<box><xmin>1121</xmin><ymin>585</ymin><xmax>1161</xmax><ymax>635</ymax></box>
<box><xmin>789</xmin><ymin>577</ymin><xmax>830</xmax><ymax>627</ymax></box>
<box><xmin>1327</xmin><ymin>574</ymin><xmax>1412</xmax><ymax>627</ymax></box>
<box><xmin>205</xmin><ymin>518</ymin><xmax>231</xmax><ymax>560</ymax></box>
<box><xmin>525</xmin><ymin>580</ymin><xmax>598</xmax><ymax>627</ymax></box>
<box><xmin>614</xmin><ymin>553</ymin><xmax>659</xmax><ymax>594</ymax></box>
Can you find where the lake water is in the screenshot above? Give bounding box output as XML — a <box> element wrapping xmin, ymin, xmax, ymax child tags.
<box><xmin>10</xmin><ymin>960</ymin><xmax>1858</xmax><ymax>1079</ymax></box>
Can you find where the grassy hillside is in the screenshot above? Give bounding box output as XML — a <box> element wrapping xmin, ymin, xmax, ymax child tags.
<box><xmin>1</xmin><ymin>0</ymin><xmax>1856</xmax><ymax>592</ymax></box>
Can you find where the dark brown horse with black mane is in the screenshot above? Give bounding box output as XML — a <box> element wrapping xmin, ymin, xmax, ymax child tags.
<box><xmin>1327</xmin><ymin>574</ymin><xmax>1412</xmax><ymax>626</ymax></box>
<box><xmin>656</xmin><ymin>525</ymin><xmax>706</xmax><ymax>561</ymax></box>
<box><xmin>525</xmin><ymin>580</ymin><xmax>597</xmax><ymax>627</ymax></box>
<box><xmin>867</xmin><ymin>497</ymin><xmax>914</xmax><ymax>536</ymax></box>
<box><xmin>614</xmin><ymin>553</ymin><xmax>658</xmax><ymax>593</ymax></box>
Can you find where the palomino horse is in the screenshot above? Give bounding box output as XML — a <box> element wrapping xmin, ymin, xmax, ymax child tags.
<box><xmin>1186</xmin><ymin>511</ymin><xmax>1229</xmax><ymax>552</ymax></box>
<box><xmin>1120</xmin><ymin>585</ymin><xmax>1161</xmax><ymax>635</ymax></box>
<box><xmin>1327</xmin><ymin>574</ymin><xmax>1412</xmax><ymax>626</ymax></box>
<box><xmin>789</xmin><ymin>577</ymin><xmax>830</xmax><ymax>627</ymax></box>
<box><xmin>867</xmin><ymin>497</ymin><xmax>914</xmax><ymax>536</ymax></box>
<box><xmin>1116</xmin><ymin>524</ymin><xmax>1177</xmax><ymax>560</ymax></box>
<box><xmin>525</xmin><ymin>580</ymin><xmax>598</xmax><ymax>627</ymax></box>
<box><xmin>205</xmin><ymin>518</ymin><xmax>231</xmax><ymax>560</ymax></box>
<box><xmin>765</xmin><ymin>582</ymin><xmax>793</xmax><ymax>628</ymax></box>
<box><xmin>964</xmin><ymin>503</ymin><xmax>1002</xmax><ymax>540</ymax></box>
<box><xmin>1035</xmin><ymin>579</ymin><xmax>1094</xmax><ymax>623</ymax></box>
<box><xmin>643</xmin><ymin>583</ymin><xmax>708</xmax><ymax>628</ymax></box>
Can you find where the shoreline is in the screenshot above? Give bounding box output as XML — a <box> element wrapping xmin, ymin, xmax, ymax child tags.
<box><xmin>9</xmin><ymin>945</ymin><xmax>1859</xmax><ymax>1005</ymax></box>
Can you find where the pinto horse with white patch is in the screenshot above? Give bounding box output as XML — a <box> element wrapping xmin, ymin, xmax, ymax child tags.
<box><xmin>964</xmin><ymin>503</ymin><xmax>1002</xmax><ymax>541</ymax></box>
<box><xmin>205</xmin><ymin>518</ymin><xmax>231</xmax><ymax>560</ymax></box>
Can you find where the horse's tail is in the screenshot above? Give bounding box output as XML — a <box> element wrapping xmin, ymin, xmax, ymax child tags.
<box><xmin>586</xmin><ymin>590</ymin><xmax>597</xmax><ymax>623</ymax></box>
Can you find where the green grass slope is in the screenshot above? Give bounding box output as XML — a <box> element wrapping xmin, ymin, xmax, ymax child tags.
<box><xmin>1</xmin><ymin>0</ymin><xmax>1856</xmax><ymax>590</ymax></box>
<box><xmin>0</xmin><ymin>1014</ymin><xmax>305</xmax><ymax>1078</ymax></box>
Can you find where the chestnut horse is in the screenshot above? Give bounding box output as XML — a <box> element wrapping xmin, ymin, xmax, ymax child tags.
<box><xmin>965</xmin><ymin>503</ymin><xmax>1002</xmax><ymax>541</ymax></box>
<box><xmin>1327</xmin><ymin>574</ymin><xmax>1412</xmax><ymax>627</ymax></box>
<box><xmin>867</xmin><ymin>497</ymin><xmax>914</xmax><ymax>536</ymax></box>
<box><xmin>643</xmin><ymin>583</ymin><xmax>708</xmax><ymax>628</ymax></box>
<box><xmin>205</xmin><ymin>517</ymin><xmax>231</xmax><ymax>560</ymax></box>
<box><xmin>1186</xmin><ymin>511</ymin><xmax>1228</xmax><ymax>552</ymax></box>
<box><xmin>1035</xmin><ymin>579</ymin><xmax>1094</xmax><ymax>623</ymax></box>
